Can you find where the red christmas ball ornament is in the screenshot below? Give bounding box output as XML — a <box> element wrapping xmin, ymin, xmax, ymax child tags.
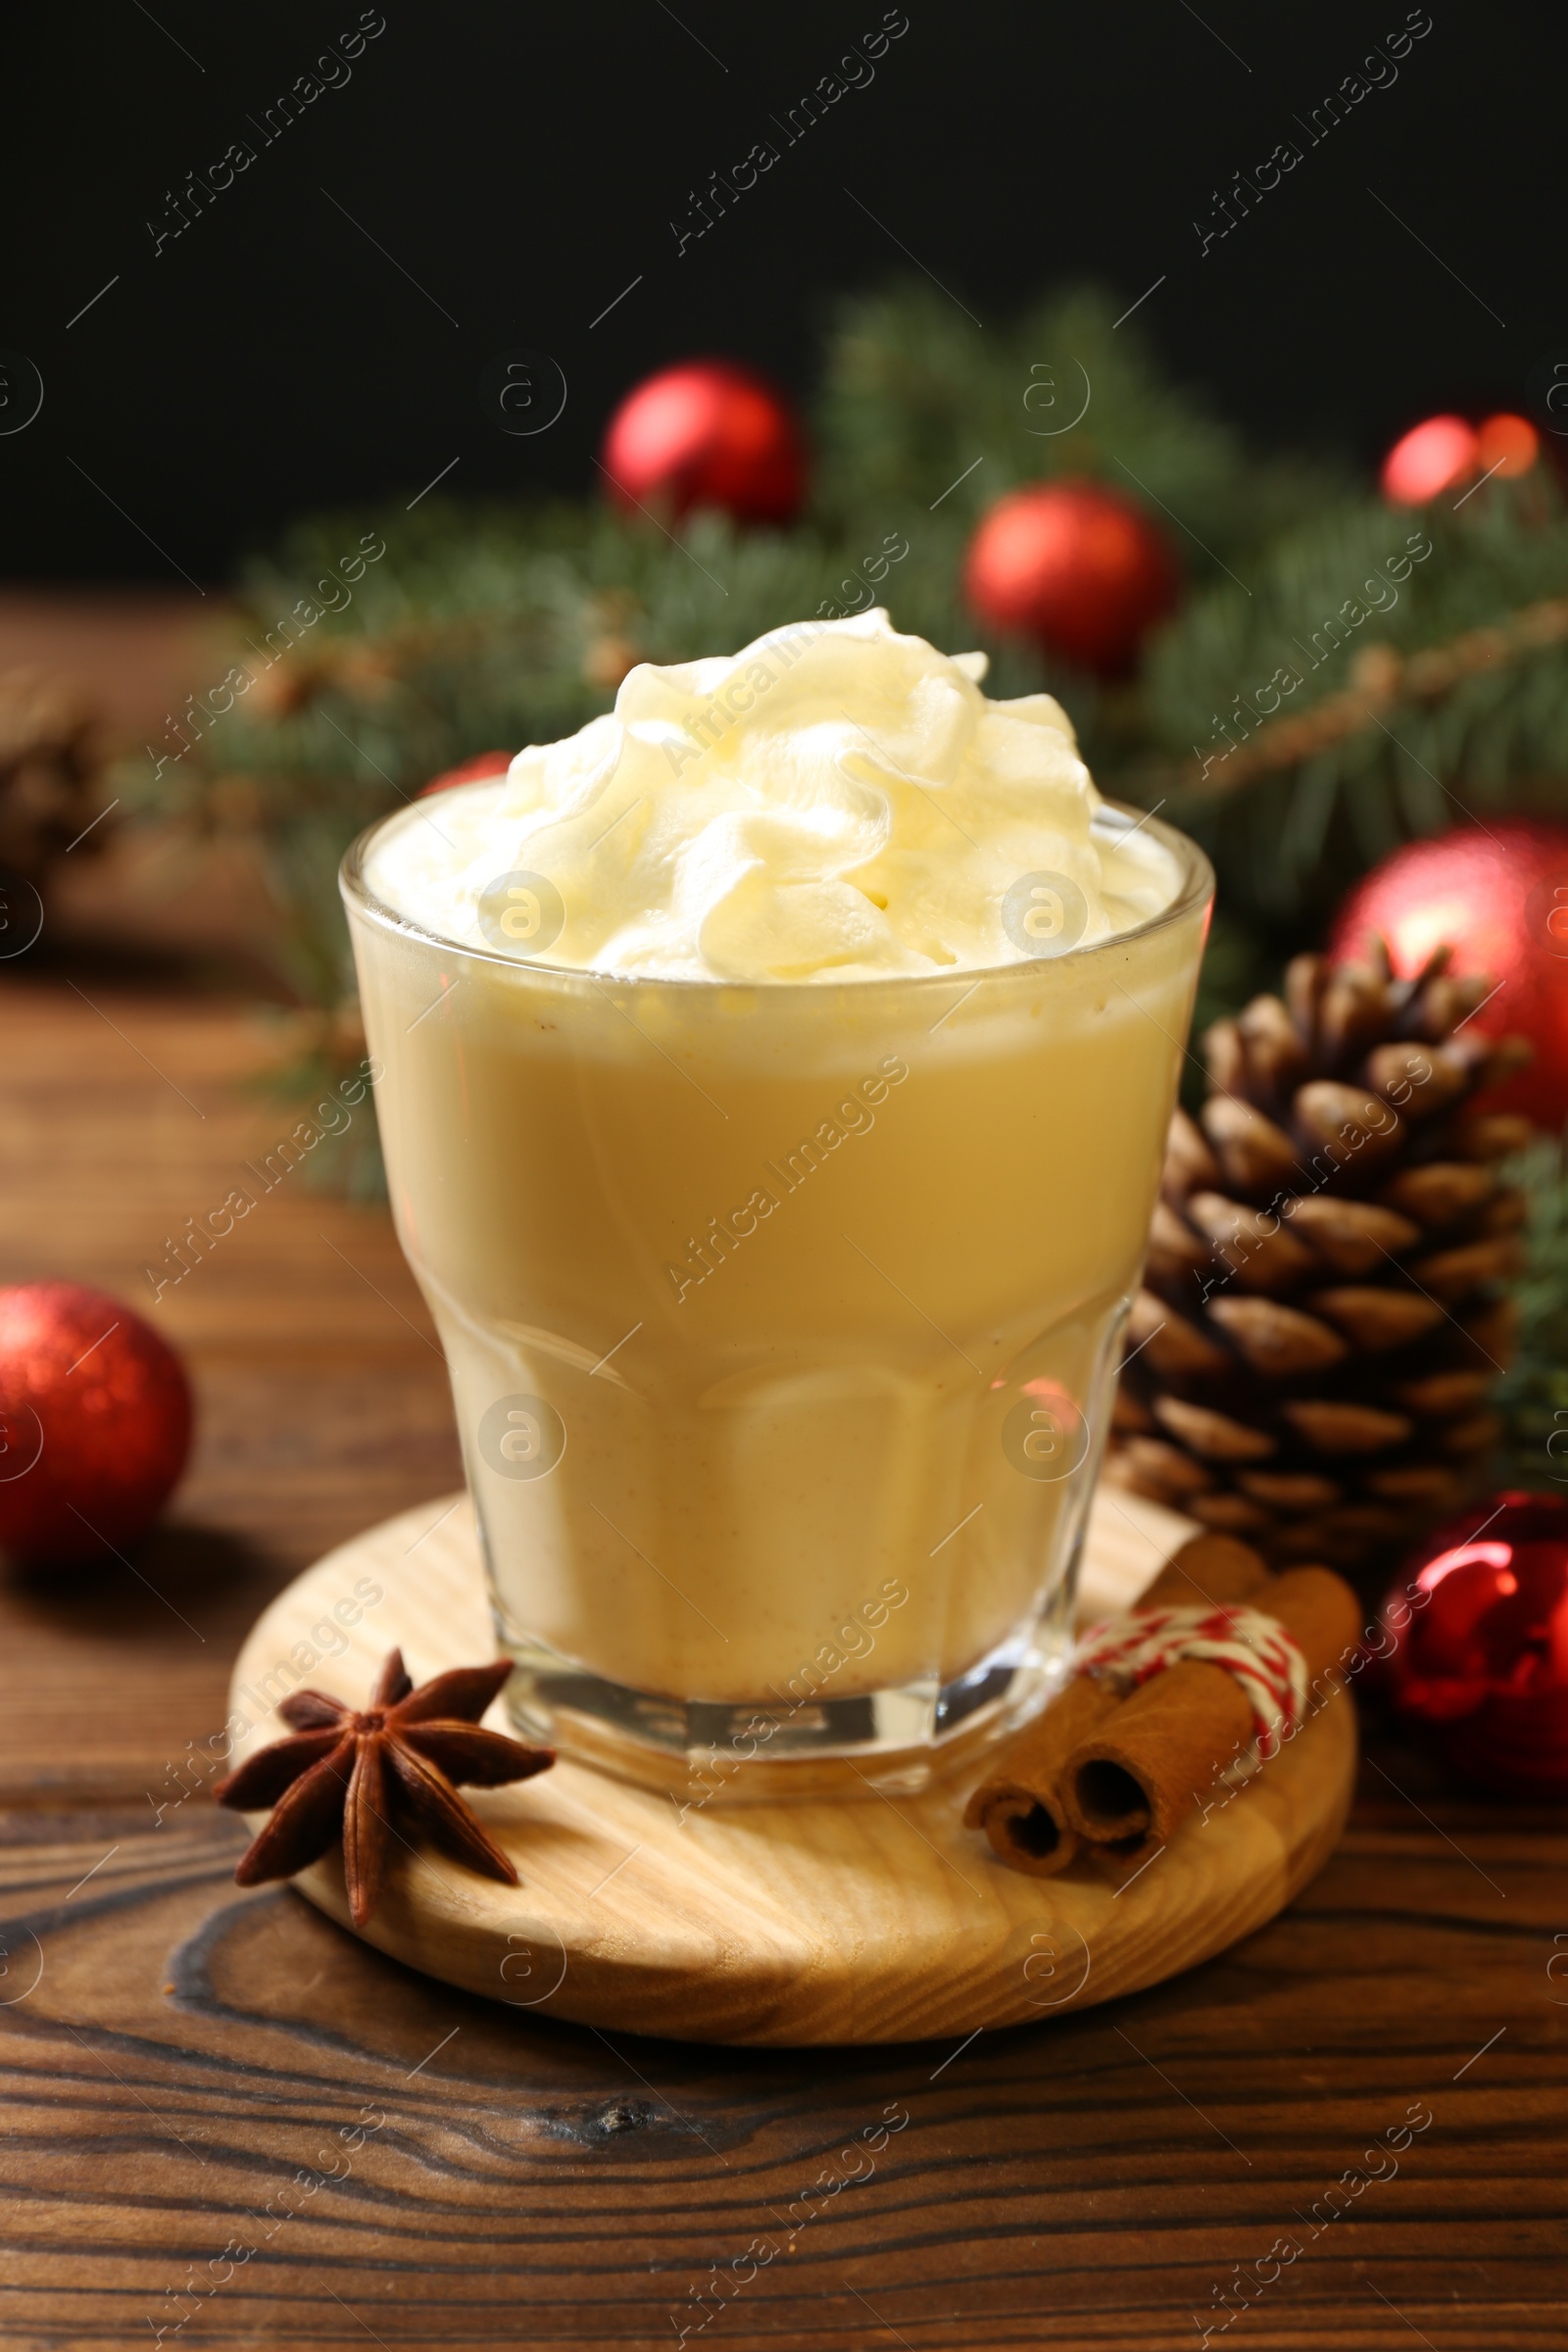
<box><xmin>0</xmin><ymin>1283</ymin><xmax>192</xmax><ymax>1566</ymax></box>
<box><xmin>962</xmin><ymin>480</ymin><xmax>1180</xmax><ymax>677</ymax></box>
<box><xmin>600</xmin><ymin>361</ymin><xmax>806</xmax><ymax>527</ymax></box>
<box><xmin>1476</xmin><ymin>412</ymin><xmax>1540</xmax><ymax>482</ymax></box>
<box><xmin>419</xmin><ymin>751</ymin><xmax>514</xmax><ymax>798</ymax></box>
<box><xmin>1378</xmin><ymin>1493</ymin><xmax>1568</xmax><ymax>1798</ymax></box>
<box><xmin>1330</xmin><ymin>819</ymin><xmax>1568</xmax><ymax>1128</ymax></box>
<box><xmin>1381</xmin><ymin>414</ymin><xmax>1478</xmax><ymax>505</ymax></box>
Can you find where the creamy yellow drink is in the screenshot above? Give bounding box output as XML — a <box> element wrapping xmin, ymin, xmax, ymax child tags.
<box><xmin>345</xmin><ymin>612</ymin><xmax>1210</xmax><ymax>1793</ymax></box>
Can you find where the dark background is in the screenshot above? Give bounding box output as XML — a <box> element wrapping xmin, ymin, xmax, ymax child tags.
<box><xmin>3</xmin><ymin>0</ymin><xmax>1558</xmax><ymax>584</ymax></box>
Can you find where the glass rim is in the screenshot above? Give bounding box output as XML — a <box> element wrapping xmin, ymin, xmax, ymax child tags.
<box><xmin>339</xmin><ymin>790</ymin><xmax>1214</xmax><ymax>997</ymax></box>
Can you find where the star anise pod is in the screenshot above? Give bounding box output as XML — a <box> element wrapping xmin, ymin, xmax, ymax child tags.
<box><xmin>214</xmin><ymin>1648</ymin><xmax>554</xmax><ymax>1926</ymax></box>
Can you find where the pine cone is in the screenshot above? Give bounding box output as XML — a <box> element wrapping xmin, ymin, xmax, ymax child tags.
<box><xmin>0</xmin><ymin>668</ymin><xmax>107</xmax><ymax>884</ymax></box>
<box><xmin>1108</xmin><ymin>945</ymin><xmax>1534</xmax><ymax>1570</ymax></box>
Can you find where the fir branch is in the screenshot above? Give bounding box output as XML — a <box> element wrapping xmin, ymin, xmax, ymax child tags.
<box><xmin>1169</xmin><ymin>592</ymin><xmax>1568</xmax><ymax>802</ymax></box>
<box><xmin>1136</xmin><ymin>470</ymin><xmax>1568</xmax><ymax>922</ymax></box>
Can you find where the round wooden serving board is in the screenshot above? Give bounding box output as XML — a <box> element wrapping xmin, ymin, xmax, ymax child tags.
<box><xmin>228</xmin><ymin>1490</ymin><xmax>1356</xmax><ymax>2046</ymax></box>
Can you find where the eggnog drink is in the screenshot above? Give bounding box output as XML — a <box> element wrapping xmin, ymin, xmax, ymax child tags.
<box><xmin>344</xmin><ymin>613</ymin><xmax>1210</xmax><ymax>1793</ymax></box>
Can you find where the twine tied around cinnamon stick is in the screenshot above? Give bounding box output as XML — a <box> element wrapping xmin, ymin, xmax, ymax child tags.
<box><xmin>1072</xmin><ymin>1603</ymin><xmax>1308</xmax><ymax>1763</ymax></box>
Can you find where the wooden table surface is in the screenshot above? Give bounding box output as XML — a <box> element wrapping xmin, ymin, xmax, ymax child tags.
<box><xmin>1</xmin><ymin>968</ymin><xmax>1564</xmax><ymax>2351</ymax></box>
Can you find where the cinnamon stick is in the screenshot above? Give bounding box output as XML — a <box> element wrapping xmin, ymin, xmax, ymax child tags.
<box><xmin>1062</xmin><ymin>1564</ymin><xmax>1361</xmax><ymax>1862</ymax></box>
<box><xmin>963</xmin><ymin>1536</ymin><xmax>1270</xmax><ymax>1877</ymax></box>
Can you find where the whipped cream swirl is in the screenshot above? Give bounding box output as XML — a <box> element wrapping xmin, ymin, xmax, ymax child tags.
<box><xmin>366</xmin><ymin>611</ymin><xmax>1175</xmax><ymax>982</ymax></box>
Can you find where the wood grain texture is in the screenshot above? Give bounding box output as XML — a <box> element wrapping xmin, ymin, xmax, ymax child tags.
<box><xmin>1</xmin><ymin>975</ymin><xmax>1566</xmax><ymax>2349</ymax></box>
<box><xmin>227</xmin><ymin>1494</ymin><xmax>1356</xmax><ymax>2046</ymax></box>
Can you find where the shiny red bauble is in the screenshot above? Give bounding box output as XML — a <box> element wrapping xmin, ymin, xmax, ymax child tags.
<box><xmin>0</xmin><ymin>1283</ymin><xmax>192</xmax><ymax>1565</ymax></box>
<box><xmin>1380</xmin><ymin>415</ymin><xmax>1477</xmax><ymax>504</ymax></box>
<box><xmin>419</xmin><ymin>751</ymin><xmax>514</xmax><ymax>797</ymax></box>
<box><xmin>962</xmin><ymin>480</ymin><xmax>1179</xmax><ymax>677</ymax></box>
<box><xmin>600</xmin><ymin>361</ymin><xmax>806</xmax><ymax>526</ymax></box>
<box><xmin>1330</xmin><ymin>819</ymin><xmax>1568</xmax><ymax>1129</ymax></box>
<box><xmin>1477</xmin><ymin>413</ymin><xmax>1541</xmax><ymax>480</ymax></box>
<box><xmin>1378</xmin><ymin>1492</ymin><xmax>1568</xmax><ymax>1798</ymax></box>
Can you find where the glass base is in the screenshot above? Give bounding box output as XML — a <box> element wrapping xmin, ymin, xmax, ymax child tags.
<box><xmin>494</xmin><ymin>1622</ymin><xmax>1071</xmax><ymax>1805</ymax></box>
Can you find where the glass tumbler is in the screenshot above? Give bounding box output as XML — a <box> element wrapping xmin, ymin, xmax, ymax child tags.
<box><xmin>343</xmin><ymin>803</ymin><xmax>1212</xmax><ymax>1799</ymax></box>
